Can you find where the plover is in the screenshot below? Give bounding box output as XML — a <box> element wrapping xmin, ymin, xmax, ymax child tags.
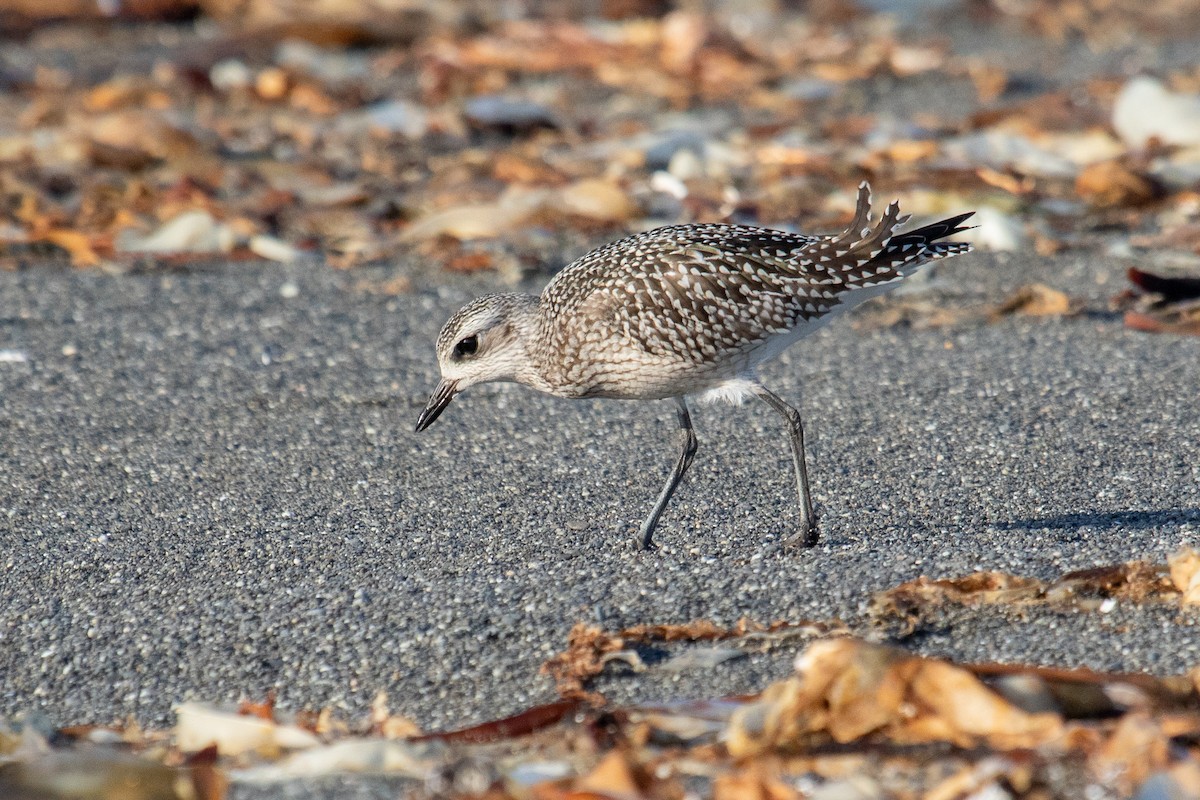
<box><xmin>416</xmin><ymin>183</ymin><xmax>973</xmax><ymax>549</ymax></box>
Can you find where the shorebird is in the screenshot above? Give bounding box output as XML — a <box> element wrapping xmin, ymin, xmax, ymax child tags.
<box><xmin>416</xmin><ymin>183</ymin><xmax>973</xmax><ymax>548</ymax></box>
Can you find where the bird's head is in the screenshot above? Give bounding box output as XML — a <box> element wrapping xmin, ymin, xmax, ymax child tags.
<box><xmin>414</xmin><ymin>293</ymin><xmax>539</xmax><ymax>431</ymax></box>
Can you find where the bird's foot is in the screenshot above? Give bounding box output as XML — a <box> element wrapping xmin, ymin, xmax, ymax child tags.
<box><xmin>630</xmin><ymin>522</ymin><xmax>658</xmax><ymax>552</ymax></box>
<box><xmin>784</xmin><ymin>512</ymin><xmax>819</xmax><ymax>548</ymax></box>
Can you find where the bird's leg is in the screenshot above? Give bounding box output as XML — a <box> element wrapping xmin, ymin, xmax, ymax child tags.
<box><xmin>753</xmin><ymin>386</ymin><xmax>818</xmax><ymax>547</ymax></box>
<box><xmin>637</xmin><ymin>397</ymin><xmax>698</xmax><ymax>550</ymax></box>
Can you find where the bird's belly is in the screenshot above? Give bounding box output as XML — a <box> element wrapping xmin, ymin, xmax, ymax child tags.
<box><xmin>551</xmin><ymin>341</ymin><xmax>759</xmax><ymax>400</ymax></box>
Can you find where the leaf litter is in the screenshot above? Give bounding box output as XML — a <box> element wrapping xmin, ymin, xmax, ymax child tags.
<box><xmin>6</xmin><ymin>553</ymin><xmax>1200</xmax><ymax>797</ymax></box>
<box><xmin>3</xmin><ymin>0</ymin><xmax>1200</xmax><ymax>291</ymax></box>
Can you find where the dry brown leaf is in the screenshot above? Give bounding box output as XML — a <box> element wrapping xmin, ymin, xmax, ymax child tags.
<box><xmin>1124</xmin><ymin>310</ymin><xmax>1200</xmax><ymax>336</ymax></box>
<box><xmin>555</xmin><ymin>179</ymin><xmax>637</xmax><ymax>223</ymax></box>
<box><xmin>620</xmin><ymin>620</ymin><xmax>736</xmax><ymax>642</ymax></box>
<box><xmin>923</xmin><ymin>759</ymin><xmax>1014</xmax><ymax>800</ymax></box>
<box><xmin>989</xmin><ymin>283</ymin><xmax>1074</xmax><ymax>319</ymax></box>
<box><xmin>542</xmin><ymin>618</ymin><xmax>841</xmax><ymax>703</ymax></box>
<box><xmin>369</xmin><ymin>691</ymin><xmax>421</xmax><ymax>739</ymax></box>
<box><xmin>400</xmin><ymin>187</ymin><xmax>551</xmax><ymax>242</ymax></box>
<box><xmin>541</xmin><ymin>623</ymin><xmax>626</xmax><ymax>703</ymax></box>
<box><xmin>872</xmin><ymin>562</ymin><xmax>1180</xmax><ymax>633</ymax></box>
<box><xmin>909</xmin><ymin>659</ymin><xmax>1064</xmax><ymax>749</ymax></box>
<box><xmin>872</xmin><ymin>572</ymin><xmax>1045</xmax><ymax>620</ymax></box>
<box><xmin>967</xmin><ymin>60</ymin><xmax>1009</xmax><ymax>105</ymax></box>
<box><xmin>726</xmin><ymin>640</ymin><xmax>1064</xmax><ymax>757</ymax></box>
<box><xmin>714</xmin><ymin>770</ymin><xmax>800</xmax><ymax>800</ymax></box>
<box><xmin>1169</xmin><ymin>549</ymin><xmax>1200</xmax><ymax>605</ymax></box>
<box><xmin>976</xmin><ymin>167</ymin><xmax>1031</xmax><ymax>196</ymax></box>
<box><xmin>445</xmin><ymin>250</ymin><xmax>495</xmax><ymax>273</ymax></box>
<box><xmin>84</xmin><ymin>77</ymin><xmax>170</xmax><ymax>112</ymax></box>
<box><xmin>453</xmin><ymin>21</ymin><xmax>637</xmax><ymax>74</ymax></box>
<box><xmin>1093</xmin><ymin>713</ymin><xmax>1171</xmax><ymax>795</ymax></box>
<box><xmin>85</xmin><ymin>110</ymin><xmax>202</xmax><ymax>169</ymax></box>
<box><xmin>821</xmin><ymin>643</ymin><xmax>911</xmax><ymax>742</ymax></box>
<box><xmin>289</xmin><ymin>83</ymin><xmax>341</xmax><ymax>116</ymax></box>
<box><xmin>187</xmin><ymin>745</ymin><xmax>229</xmax><ymax>800</ymax></box>
<box><xmin>414</xmin><ymin>701</ymin><xmax>576</xmax><ymax>745</ymax></box>
<box><xmin>492</xmin><ymin>152</ymin><xmax>567</xmax><ymax>185</ymax></box>
<box><xmin>37</xmin><ymin>229</ymin><xmax>103</xmax><ymax>267</ymax></box>
<box><xmin>1075</xmin><ymin>160</ymin><xmax>1164</xmax><ymax>208</ymax></box>
<box><xmin>573</xmin><ymin>750</ymin><xmax>646</xmax><ymax>800</ymax></box>
<box><xmin>199</xmin><ymin>0</ymin><xmax>465</xmax><ymax>43</ymax></box>
<box><xmin>238</xmin><ymin>692</ymin><xmax>276</xmax><ymax>722</ymax></box>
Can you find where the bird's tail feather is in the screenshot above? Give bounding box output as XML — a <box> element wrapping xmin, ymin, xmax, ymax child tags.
<box><xmin>840</xmin><ymin>184</ymin><xmax>975</xmax><ymax>285</ymax></box>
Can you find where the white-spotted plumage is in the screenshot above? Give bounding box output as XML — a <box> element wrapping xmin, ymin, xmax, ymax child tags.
<box><xmin>416</xmin><ymin>182</ymin><xmax>974</xmax><ymax>550</ymax></box>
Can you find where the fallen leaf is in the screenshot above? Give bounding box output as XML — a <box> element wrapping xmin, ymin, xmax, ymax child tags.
<box><xmin>871</xmin><ymin>562</ymin><xmax>1180</xmax><ymax>632</ymax></box>
<box><xmin>1051</xmin><ymin>562</ymin><xmax>1175</xmax><ymax>603</ymax></box>
<box><xmin>543</xmin><ymin>618</ymin><xmax>844</xmax><ymax>701</ymax></box>
<box><xmin>85</xmin><ymin>109</ymin><xmax>201</xmax><ymax>169</ymax></box>
<box><xmin>975</xmin><ymin>166</ymin><xmax>1030</xmax><ymax>195</ymax></box>
<box><xmin>1169</xmin><ymin>549</ymin><xmax>1200</xmax><ymax>605</ymax></box>
<box><xmin>188</xmin><ymin>745</ymin><xmax>229</xmax><ymax>800</ymax></box>
<box><xmin>573</xmin><ymin>750</ymin><xmax>645</xmax><ymax>800</ymax></box>
<box><xmin>238</xmin><ymin>692</ymin><xmax>276</xmax><ymax>722</ymax></box>
<box><xmin>176</xmin><ymin>702</ymin><xmax>320</xmax><ymax>756</ymax></box>
<box><xmin>967</xmin><ymin>60</ymin><xmax>1009</xmax><ymax>105</ymax></box>
<box><xmin>541</xmin><ymin>623</ymin><xmax>625</xmax><ymax>702</ymax></box>
<box><xmin>117</xmin><ymin>210</ymin><xmax>236</xmax><ymax>254</ymax></box>
<box><xmin>248</xmin><ymin>234</ymin><xmax>302</xmax><ymax>263</ymax></box>
<box><xmin>369</xmin><ymin>691</ymin><xmax>422</xmax><ymax>739</ymax></box>
<box><xmin>1075</xmin><ymin>160</ymin><xmax>1164</xmax><ymax>208</ymax></box>
<box><xmin>725</xmin><ymin>639</ymin><xmax>1064</xmax><ymax>756</ymax></box>
<box><xmin>400</xmin><ymin>187</ymin><xmax>551</xmax><ymax>242</ymax></box>
<box><xmin>554</xmin><ymin>179</ymin><xmax>637</xmax><ymax>223</ymax></box>
<box><xmin>1124</xmin><ymin>310</ymin><xmax>1200</xmax><ymax>336</ymax></box>
<box><xmin>232</xmin><ymin>739</ymin><xmax>437</xmax><ymax>783</ymax></box>
<box><xmin>445</xmin><ymin>250</ymin><xmax>495</xmax><ymax>273</ymax></box>
<box><xmin>413</xmin><ymin>700</ymin><xmax>578</xmax><ymax>744</ymax></box>
<box><xmin>989</xmin><ymin>283</ymin><xmax>1074</xmax><ymax>319</ymax></box>
<box><xmin>1093</xmin><ymin>713</ymin><xmax>1171</xmax><ymax>795</ymax></box>
<box><xmin>871</xmin><ymin>572</ymin><xmax>1045</xmax><ymax>622</ymax></box>
<box><xmin>714</xmin><ymin>770</ymin><xmax>800</xmax><ymax>800</ymax></box>
<box><xmin>909</xmin><ymin>658</ymin><xmax>1065</xmax><ymax>749</ymax></box>
<box><xmin>37</xmin><ymin>228</ymin><xmax>103</xmax><ymax>267</ymax></box>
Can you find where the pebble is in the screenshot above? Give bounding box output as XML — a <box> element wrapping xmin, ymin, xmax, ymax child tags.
<box><xmin>464</xmin><ymin>96</ymin><xmax>558</xmax><ymax>132</ymax></box>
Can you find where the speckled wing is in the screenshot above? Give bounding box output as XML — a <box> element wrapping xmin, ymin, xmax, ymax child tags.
<box><xmin>535</xmin><ymin>185</ymin><xmax>973</xmax><ymax>396</ymax></box>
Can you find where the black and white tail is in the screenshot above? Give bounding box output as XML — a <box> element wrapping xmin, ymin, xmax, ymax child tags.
<box><xmin>829</xmin><ymin>182</ymin><xmax>974</xmax><ymax>289</ymax></box>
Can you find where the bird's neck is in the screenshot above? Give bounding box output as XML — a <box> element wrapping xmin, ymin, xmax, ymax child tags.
<box><xmin>497</xmin><ymin>293</ymin><xmax>553</xmax><ymax>392</ymax></box>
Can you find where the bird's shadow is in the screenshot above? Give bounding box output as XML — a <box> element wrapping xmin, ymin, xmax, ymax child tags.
<box><xmin>991</xmin><ymin>508</ymin><xmax>1200</xmax><ymax>532</ymax></box>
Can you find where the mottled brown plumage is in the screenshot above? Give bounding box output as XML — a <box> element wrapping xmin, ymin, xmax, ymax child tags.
<box><xmin>417</xmin><ymin>182</ymin><xmax>974</xmax><ymax>549</ymax></box>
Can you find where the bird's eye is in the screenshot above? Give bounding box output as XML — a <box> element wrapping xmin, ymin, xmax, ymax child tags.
<box><xmin>453</xmin><ymin>335</ymin><xmax>479</xmax><ymax>359</ymax></box>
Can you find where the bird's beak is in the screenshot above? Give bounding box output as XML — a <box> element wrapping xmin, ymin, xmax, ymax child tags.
<box><xmin>415</xmin><ymin>379</ymin><xmax>458</xmax><ymax>432</ymax></box>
